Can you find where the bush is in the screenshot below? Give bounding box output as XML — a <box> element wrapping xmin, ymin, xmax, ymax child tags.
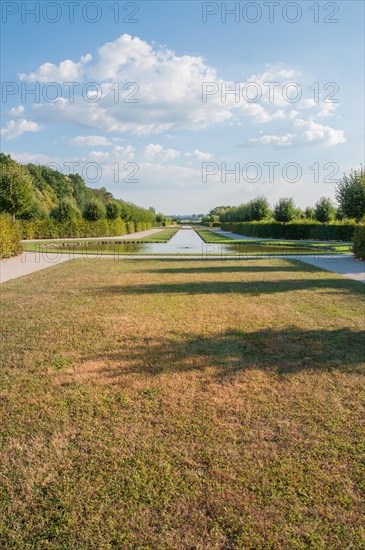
<box><xmin>352</xmin><ymin>226</ymin><xmax>365</xmax><ymax>260</ymax></box>
<box><xmin>0</xmin><ymin>215</ymin><xmax>22</xmax><ymax>258</ymax></box>
<box><xmin>221</xmin><ymin>221</ymin><xmax>358</xmax><ymax>242</ymax></box>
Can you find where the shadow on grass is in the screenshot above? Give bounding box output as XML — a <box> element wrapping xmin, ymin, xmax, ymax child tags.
<box><xmin>79</xmin><ymin>327</ymin><xmax>365</xmax><ymax>381</ymax></box>
<box><xmin>143</xmin><ymin>263</ymin><xmax>311</xmax><ymax>275</ymax></box>
<box><xmin>93</xmin><ymin>277</ymin><xmax>364</xmax><ymax>297</ymax></box>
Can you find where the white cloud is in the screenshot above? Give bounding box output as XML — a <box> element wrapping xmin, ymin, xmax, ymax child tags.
<box><xmin>19</xmin><ymin>54</ymin><xmax>92</xmax><ymax>82</ymax></box>
<box><xmin>17</xmin><ymin>36</ymin><xmax>345</xmax><ymax>142</ymax></box>
<box><xmin>70</xmin><ymin>135</ymin><xmax>112</xmax><ymax>147</ymax></box>
<box><xmin>23</xmin><ymin>35</ymin><xmax>303</xmax><ymax>135</ymax></box>
<box><xmin>299</xmin><ymin>118</ymin><xmax>345</xmax><ymax>145</ymax></box>
<box><xmin>248</xmin><ymin>118</ymin><xmax>345</xmax><ymax>147</ymax></box>
<box><xmin>315</xmin><ymin>102</ymin><xmax>338</xmax><ymax>118</ymax></box>
<box><xmin>144</xmin><ymin>143</ymin><xmax>180</xmax><ymax>161</ymax></box>
<box><xmin>248</xmin><ymin>133</ymin><xmax>294</xmax><ymax>146</ymax></box>
<box><xmin>1</xmin><ymin>118</ymin><xmax>42</xmax><ymax>140</ymax></box>
<box><xmin>8</xmin><ymin>105</ymin><xmax>25</xmax><ymax>116</ymax></box>
<box><xmin>300</xmin><ymin>98</ymin><xmax>317</xmax><ymax>109</ymax></box>
<box><xmin>185</xmin><ymin>149</ymin><xmax>213</xmax><ymax>161</ymax></box>
<box><xmin>88</xmin><ymin>151</ymin><xmax>110</xmax><ymax>161</ymax></box>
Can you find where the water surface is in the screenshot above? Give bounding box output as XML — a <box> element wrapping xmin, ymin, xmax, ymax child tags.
<box><xmin>39</xmin><ymin>229</ymin><xmax>321</xmax><ymax>257</ymax></box>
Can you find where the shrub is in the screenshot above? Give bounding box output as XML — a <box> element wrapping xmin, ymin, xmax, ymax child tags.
<box><xmin>352</xmin><ymin>226</ymin><xmax>365</xmax><ymax>260</ymax></box>
<box><xmin>0</xmin><ymin>215</ymin><xmax>22</xmax><ymax>258</ymax></box>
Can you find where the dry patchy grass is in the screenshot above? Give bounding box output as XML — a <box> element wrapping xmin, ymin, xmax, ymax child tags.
<box><xmin>1</xmin><ymin>259</ymin><xmax>364</xmax><ymax>548</ymax></box>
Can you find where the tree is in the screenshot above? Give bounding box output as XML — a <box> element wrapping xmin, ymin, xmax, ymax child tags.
<box><xmin>315</xmin><ymin>197</ymin><xmax>335</xmax><ymax>223</ymax></box>
<box><xmin>305</xmin><ymin>207</ymin><xmax>315</xmax><ymax>220</ymax></box>
<box><xmin>209</xmin><ymin>206</ymin><xmax>231</xmax><ymax>217</ymax></box>
<box><xmin>335</xmin><ymin>168</ymin><xmax>365</xmax><ymax>220</ymax></box>
<box><xmin>106</xmin><ymin>201</ymin><xmax>120</xmax><ymax>220</ymax></box>
<box><xmin>83</xmin><ymin>199</ymin><xmax>106</xmax><ymax>221</ymax></box>
<box><xmin>19</xmin><ymin>198</ymin><xmax>48</xmax><ymax>220</ymax></box>
<box><xmin>50</xmin><ymin>199</ymin><xmax>81</xmax><ymax>222</ymax></box>
<box><xmin>0</xmin><ymin>162</ymin><xmax>34</xmax><ymax>221</ymax></box>
<box><xmin>273</xmin><ymin>198</ymin><xmax>296</xmax><ymax>222</ymax></box>
<box><xmin>249</xmin><ymin>196</ymin><xmax>270</xmax><ymax>221</ymax></box>
<box><xmin>295</xmin><ymin>207</ymin><xmax>305</xmax><ymax>220</ymax></box>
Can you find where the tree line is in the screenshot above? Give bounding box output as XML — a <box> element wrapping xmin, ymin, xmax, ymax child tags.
<box><xmin>0</xmin><ymin>154</ymin><xmax>170</xmax><ymax>226</ymax></box>
<box><xmin>203</xmin><ymin>168</ymin><xmax>365</xmax><ymax>225</ymax></box>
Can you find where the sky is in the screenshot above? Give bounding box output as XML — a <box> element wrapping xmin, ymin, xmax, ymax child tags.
<box><xmin>1</xmin><ymin>0</ymin><xmax>364</xmax><ymax>214</ymax></box>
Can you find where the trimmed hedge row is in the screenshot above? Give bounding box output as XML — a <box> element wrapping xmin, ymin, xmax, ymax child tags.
<box><xmin>19</xmin><ymin>219</ymin><xmax>152</xmax><ymax>240</ymax></box>
<box><xmin>352</xmin><ymin>226</ymin><xmax>365</xmax><ymax>260</ymax></box>
<box><xmin>221</xmin><ymin>221</ymin><xmax>358</xmax><ymax>242</ymax></box>
<box><xmin>0</xmin><ymin>215</ymin><xmax>22</xmax><ymax>258</ymax></box>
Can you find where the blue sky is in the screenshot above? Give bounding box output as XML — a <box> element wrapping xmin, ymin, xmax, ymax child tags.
<box><xmin>1</xmin><ymin>0</ymin><xmax>364</xmax><ymax>214</ymax></box>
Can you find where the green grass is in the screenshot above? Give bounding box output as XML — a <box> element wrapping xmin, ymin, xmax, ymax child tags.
<box><xmin>136</xmin><ymin>227</ymin><xmax>178</xmax><ymax>242</ymax></box>
<box><xmin>196</xmin><ymin>228</ymin><xmax>352</xmax><ymax>254</ymax></box>
<box><xmin>22</xmin><ymin>228</ymin><xmax>179</xmax><ymax>255</ymax></box>
<box><xmin>1</xmin><ymin>259</ymin><xmax>364</xmax><ymax>548</ymax></box>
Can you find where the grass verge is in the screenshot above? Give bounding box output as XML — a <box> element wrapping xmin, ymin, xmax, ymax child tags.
<box><xmin>1</xmin><ymin>259</ymin><xmax>364</xmax><ymax>548</ymax></box>
<box><xmin>196</xmin><ymin>228</ymin><xmax>352</xmax><ymax>254</ymax></box>
<box><xmin>21</xmin><ymin>227</ymin><xmax>179</xmax><ymax>255</ymax></box>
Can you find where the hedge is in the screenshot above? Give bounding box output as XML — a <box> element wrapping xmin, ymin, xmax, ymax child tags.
<box><xmin>352</xmin><ymin>226</ymin><xmax>365</xmax><ymax>260</ymax></box>
<box><xmin>0</xmin><ymin>215</ymin><xmax>22</xmax><ymax>258</ymax></box>
<box><xmin>221</xmin><ymin>221</ymin><xmax>358</xmax><ymax>242</ymax></box>
<box><xmin>19</xmin><ymin>219</ymin><xmax>152</xmax><ymax>240</ymax></box>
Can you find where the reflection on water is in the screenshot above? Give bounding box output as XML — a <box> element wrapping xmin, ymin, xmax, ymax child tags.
<box><xmin>39</xmin><ymin>229</ymin><xmax>322</xmax><ymax>257</ymax></box>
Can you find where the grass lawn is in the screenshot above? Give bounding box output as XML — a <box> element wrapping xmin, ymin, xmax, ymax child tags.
<box><xmin>1</xmin><ymin>259</ymin><xmax>364</xmax><ymax>548</ymax></box>
<box><xmin>195</xmin><ymin>229</ymin><xmax>352</xmax><ymax>254</ymax></box>
<box><xmin>21</xmin><ymin>228</ymin><xmax>179</xmax><ymax>255</ymax></box>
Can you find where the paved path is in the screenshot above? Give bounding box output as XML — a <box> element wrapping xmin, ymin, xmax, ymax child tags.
<box><xmin>293</xmin><ymin>254</ymin><xmax>364</xmax><ymax>283</ymax></box>
<box><xmin>0</xmin><ymin>252</ymin><xmax>71</xmax><ymax>284</ymax></box>
<box><xmin>21</xmin><ymin>227</ymin><xmax>165</xmax><ymax>243</ymax></box>
<box><xmin>1</xmin><ymin>228</ymin><xmax>165</xmax><ymax>284</ymax></box>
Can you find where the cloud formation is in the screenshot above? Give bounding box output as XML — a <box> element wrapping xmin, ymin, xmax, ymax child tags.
<box><xmin>5</xmin><ymin>33</ymin><xmax>344</xmax><ymax>148</ymax></box>
<box><xmin>1</xmin><ymin>118</ymin><xmax>42</xmax><ymax>140</ymax></box>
